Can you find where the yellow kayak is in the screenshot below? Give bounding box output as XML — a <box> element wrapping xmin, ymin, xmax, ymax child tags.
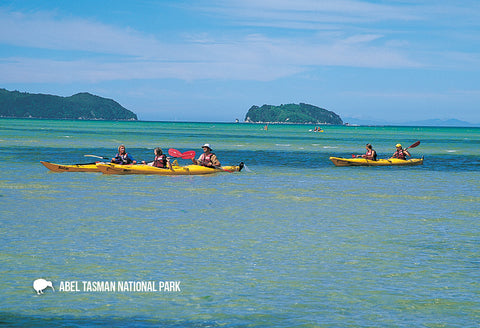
<box><xmin>329</xmin><ymin>157</ymin><xmax>424</xmax><ymax>167</ymax></box>
<box><xmin>41</xmin><ymin>161</ymin><xmax>102</xmax><ymax>172</ymax></box>
<box><xmin>96</xmin><ymin>163</ymin><xmax>244</xmax><ymax>175</ymax></box>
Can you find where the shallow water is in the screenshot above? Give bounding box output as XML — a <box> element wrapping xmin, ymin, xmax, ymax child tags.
<box><xmin>1</xmin><ymin>119</ymin><xmax>479</xmax><ymax>327</ymax></box>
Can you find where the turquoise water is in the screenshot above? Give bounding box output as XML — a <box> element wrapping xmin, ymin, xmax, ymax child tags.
<box><xmin>1</xmin><ymin>119</ymin><xmax>479</xmax><ymax>327</ymax></box>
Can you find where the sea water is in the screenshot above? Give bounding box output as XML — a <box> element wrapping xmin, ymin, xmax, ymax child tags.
<box><xmin>0</xmin><ymin>119</ymin><xmax>479</xmax><ymax>327</ymax></box>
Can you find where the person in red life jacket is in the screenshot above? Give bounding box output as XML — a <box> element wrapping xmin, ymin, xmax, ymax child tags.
<box><xmin>192</xmin><ymin>143</ymin><xmax>221</xmax><ymax>167</ymax></box>
<box><xmin>142</xmin><ymin>147</ymin><xmax>172</xmax><ymax>170</ymax></box>
<box><xmin>391</xmin><ymin>143</ymin><xmax>411</xmax><ymax>160</ymax></box>
<box><xmin>356</xmin><ymin>143</ymin><xmax>377</xmax><ymax>160</ymax></box>
<box><xmin>111</xmin><ymin>144</ymin><xmax>136</xmax><ymax>165</ymax></box>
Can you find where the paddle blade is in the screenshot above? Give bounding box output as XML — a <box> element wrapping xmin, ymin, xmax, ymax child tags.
<box><xmin>168</xmin><ymin>148</ymin><xmax>183</xmax><ymax>157</ymax></box>
<box><xmin>181</xmin><ymin>150</ymin><xmax>196</xmax><ymax>159</ymax></box>
<box><xmin>407</xmin><ymin>141</ymin><xmax>420</xmax><ymax>149</ymax></box>
<box><xmin>84</xmin><ymin>154</ymin><xmax>109</xmax><ymax>159</ymax></box>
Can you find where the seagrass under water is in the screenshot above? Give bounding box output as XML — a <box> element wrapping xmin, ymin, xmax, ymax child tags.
<box><xmin>0</xmin><ymin>119</ymin><xmax>479</xmax><ymax>327</ymax></box>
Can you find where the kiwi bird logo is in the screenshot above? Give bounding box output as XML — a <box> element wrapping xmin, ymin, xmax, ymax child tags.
<box><xmin>33</xmin><ymin>279</ymin><xmax>55</xmax><ymax>295</ymax></box>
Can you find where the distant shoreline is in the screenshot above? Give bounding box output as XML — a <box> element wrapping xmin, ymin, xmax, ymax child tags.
<box><xmin>0</xmin><ymin>115</ymin><xmax>136</xmax><ymax>121</ymax></box>
<box><xmin>1</xmin><ymin>117</ymin><xmax>478</xmax><ymax>128</ymax></box>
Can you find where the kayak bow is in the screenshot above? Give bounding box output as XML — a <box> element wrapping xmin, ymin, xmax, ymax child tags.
<box><xmin>40</xmin><ymin>161</ymin><xmax>102</xmax><ymax>172</ymax></box>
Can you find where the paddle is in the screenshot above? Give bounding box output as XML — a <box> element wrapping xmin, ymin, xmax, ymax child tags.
<box><xmin>85</xmin><ymin>154</ymin><xmax>139</xmax><ymax>164</ymax></box>
<box><xmin>168</xmin><ymin>148</ymin><xmax>196</xmax><ymax>160</ymax></box>
<box><xmin>405</xmin><ymin>140</ymin><xmax>420</xmax><ymax>150</ymax></box>
<box><xmin>180</xmin><ymin>150</ymin><xmax>196</xmax><ymax>159</ymax></box>
<box><xmin>84</xmin><ymin>154</ymin><xmax>109</xmax><ymax>160</ymax></box>
<box><xmin>168</xmin><ymin>149</ymin><xmax>183</xmax><ymax>157</ymax></box>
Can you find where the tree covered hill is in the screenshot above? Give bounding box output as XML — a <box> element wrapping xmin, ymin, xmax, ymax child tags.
<box><xmin>245</xmin><ymin>103</ymin><xmax>343</xmax><ymax>125</ymax></box>
<box><xmin>0</xmin><ymin>89</ymin><xmax>137</xmax><ymax>120</ymax></box>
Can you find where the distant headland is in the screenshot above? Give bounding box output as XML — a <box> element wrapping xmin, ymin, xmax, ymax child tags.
<box><xmin>0</xmin><ymin>89</ymin><xmax>137</xmax><ymax>120</ymax></box>
<box><xmin>245</xmin><ymin>103</ymin><xmax>343</xmax><ymax>125</ymax></box>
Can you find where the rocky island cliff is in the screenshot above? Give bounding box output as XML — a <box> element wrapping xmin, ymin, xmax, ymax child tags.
<box><xmin>245</xmin><ymin>103</ymin><xmax>343</xmax><ymax>125</ymax></box>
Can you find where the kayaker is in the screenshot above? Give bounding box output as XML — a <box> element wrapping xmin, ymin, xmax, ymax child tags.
<box><xmin>142</xmin><ymin>147</ymin><xmax>172</xmax><ymax>170</ymax></box>
<box><xmin>356</xmin><ymin>143</ymin><xmax>377</xmax><ymax>160</ymax></box>
<box><xmin>111</xmin><ymin>144</ymin><xmax>136</xmax><ymax>165</ymax></box>
<box><xmin>192</xmin><ymin>143</ymin><xmax>221</xmax><ymax>167</ymax></box>
<box><xmin>391</xmin><ymin>143</ymin><xmax>411</xmax><ymax>160</ymax></box>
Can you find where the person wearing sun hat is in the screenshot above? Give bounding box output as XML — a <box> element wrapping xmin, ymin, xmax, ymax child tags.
<box><xmin>391</xmin><ymin>143</ymin><xmax>411</xmax><ymax>160</ymax></box>
<box><xmin>192</xmin><ymin>143</ymin><xmax>221</xmax><ymax>167</ymax></box>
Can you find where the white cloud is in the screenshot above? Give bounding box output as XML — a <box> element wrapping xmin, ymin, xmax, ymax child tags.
<box><xmin>0</xmin><ymin>9</ymin><xmax>167</xmax><ymax>57</ymax></box>
<box><xmin>0</xmin><ymin>5</ymin><xmax>427</xmax><ymax>84</ymax></box>
<box><xmin>195</xmin><ymin>0</ymin><xmax>421</xmax><ymax>27</ymax></box>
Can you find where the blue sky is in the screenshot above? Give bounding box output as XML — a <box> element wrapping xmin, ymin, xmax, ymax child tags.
<box><xmin>1</xmin><ymin>0</ymin><xmax>479</xmax><ymax>123</ymax></box>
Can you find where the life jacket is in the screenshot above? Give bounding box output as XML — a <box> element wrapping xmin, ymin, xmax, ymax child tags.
<box><xmin>198</xmin><ymin>153</ymin><xmax>215</xmax><ymax>167</ymax></box>
<box><xmin>393</xmin><ymin>149</ymin><xmax>406</xmax><ymax>160</ymax></box>
<box><xmin>113</xmin><ymin>153</ymin><xmax>133</xmax><ymax>164</ymax></box>
<box><xmin>366</xmin><ymin>149</ymin><xmax>377</xmax><ymax>161</ymax></box>
<box><xmin>152</xmin><ymin>154</ymin><xmax>167</xmax><ymax>168</ymax></box>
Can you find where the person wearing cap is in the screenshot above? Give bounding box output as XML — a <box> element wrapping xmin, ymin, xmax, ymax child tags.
<box><xmin>192</xmin><ymin>143</ymin><xmax>221</xmax><ymax>167</ymax></box>
<box><xmin>391</xmin><ymin>143</ymin><xmax>410</xmax><ymax>160</ymax></box>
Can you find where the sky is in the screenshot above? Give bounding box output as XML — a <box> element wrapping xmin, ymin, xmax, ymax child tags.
<box><xmin>1</xmin><ymin>0</ymin><xmax>479</xmax><ymax>123</ymax></box>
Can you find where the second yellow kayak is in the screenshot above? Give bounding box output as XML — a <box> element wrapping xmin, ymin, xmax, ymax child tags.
<box><xmin>329</xmin><ymin>157</ymin><xmax>424</xmax><ymax>167</ymax></box>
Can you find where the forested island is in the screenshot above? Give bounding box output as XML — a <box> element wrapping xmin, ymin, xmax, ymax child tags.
<box><xmin>245</xmin><ymin>103</ymin><xmax>343</xmax><ymax>125</ymax></box>
<box><xmin>0</xmin><ymin>89</ymin><xmax>137</xmax><ymax>120</ymax></box>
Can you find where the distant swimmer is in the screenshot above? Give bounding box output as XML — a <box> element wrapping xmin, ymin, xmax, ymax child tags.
<box><xmin>391</xmin><ymin>143</ymin><xmax>411</xmax><ymax>160</ymax></box>
<box><xmin>192</xmin><ymin>143</ymin><xmax>221</xmax><ymax>167</ymax></box>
